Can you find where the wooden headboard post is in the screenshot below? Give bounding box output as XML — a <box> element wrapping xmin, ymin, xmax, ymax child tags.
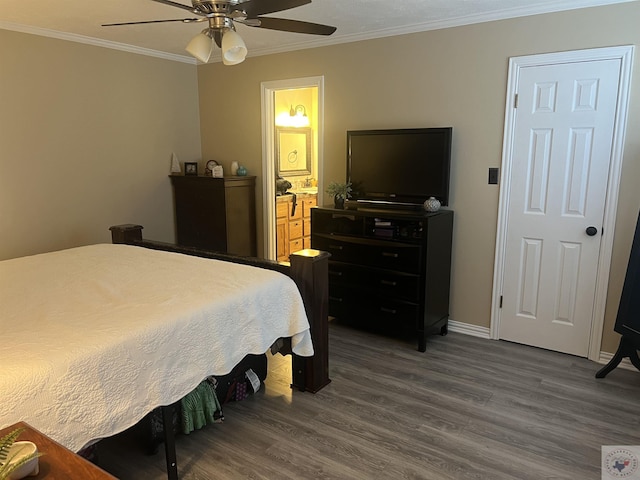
<box><xmin>110</xmin><ymin>224</ymin><xmax>143</xmax><ymax>244</ymax></box>
<box><xmin>290</xmin><ymin>249</ymin><xmax>331</xmax><ymax>393</ymax></box>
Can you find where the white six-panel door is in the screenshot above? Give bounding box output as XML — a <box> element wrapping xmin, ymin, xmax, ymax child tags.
<box><xmin>494</xmin><ymin>47</ymin><xmax>634</xmax><ymax>357</ymax></box>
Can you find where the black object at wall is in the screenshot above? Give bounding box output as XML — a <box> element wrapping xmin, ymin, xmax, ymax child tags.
<box><xmin>596</xmin><ymin>209</ymin><xmax>640</xmax><ymax>378</ymax></box>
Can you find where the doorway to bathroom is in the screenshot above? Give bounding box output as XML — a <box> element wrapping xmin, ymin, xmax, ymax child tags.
<box><xmin>261</xmin><ymin>77</ymin><xmax>325</xmax><ymax>262</ymax></box>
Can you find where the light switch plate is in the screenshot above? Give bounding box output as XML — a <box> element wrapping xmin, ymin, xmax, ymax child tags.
<box><xmin>488</xmin><ymin>167</ymin><xmax>499</xmax><ymax>185</ymax></box>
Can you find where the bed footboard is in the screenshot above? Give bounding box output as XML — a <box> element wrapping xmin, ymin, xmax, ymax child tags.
<box><xmin>109</xmin><ymin>224</ymin><xmax>330</xmax><ymax>393</ymax></box>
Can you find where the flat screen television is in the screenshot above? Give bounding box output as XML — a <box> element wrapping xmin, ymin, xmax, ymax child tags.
<box><xmin>347</xmin><ymin>127</ymin><xmax>452</xmax><ymax>207</ymax></box>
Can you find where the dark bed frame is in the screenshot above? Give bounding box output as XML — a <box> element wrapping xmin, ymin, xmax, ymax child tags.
<box><xmin>109</xmin><ymin>224</ymin><xmax>330</xmax><ymax>479</ymax></box>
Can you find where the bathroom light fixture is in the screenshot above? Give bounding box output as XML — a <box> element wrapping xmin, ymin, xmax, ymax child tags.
<box><xmin>290</xmin><ymin>104</ymin><xmax>307</xmax><ymax>117</ymax></box>
<box><xmin>289</xmin><ymin>105</ymin><xmax>310</xmax><ymax>127</ymax></box>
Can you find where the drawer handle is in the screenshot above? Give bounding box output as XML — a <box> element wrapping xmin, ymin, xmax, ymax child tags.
<box><xmin>380</xmin><ymin>280</ymin><xmax>397</xmax><ymax>286</ymax></box>
<box><xmin>329</xmin><ymin>245</ymin><xmax>344</xmax><ymax>250</ymax></box>
<box><xmin>329</xmin><ymin>296</ymin><xmax>343</xmax><ymax>303</ymax></box>
<box><xmin>380</xmin><ymin>307</ymin><xmax>397</xmax><ymax>314</ymax></box>
<box><xmin>329</xmin><ymin>271</ymin><xmax>343</xmax><ymax>277</ymax></box>
<box><xmin>381</xmin><ymin>252</ymin><xmax>399</xmax><ymax>258</ymax></box>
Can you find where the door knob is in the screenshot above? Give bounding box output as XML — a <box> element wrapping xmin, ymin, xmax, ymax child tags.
<box><xmin>586</xmin><ymin>226</ymin><xmax>598</xmax><ymax>236</ymax></box>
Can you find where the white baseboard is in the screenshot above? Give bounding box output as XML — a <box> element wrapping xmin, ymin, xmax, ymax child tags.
<box><xmin>448</xmin><ymin>319</ymin><xmax>491</xmax><ymax>339</ymax></box>
<box><xmin>447</xmin><ymin>321</ymin><xmax>638</xmax><ymax>374</ymax></box>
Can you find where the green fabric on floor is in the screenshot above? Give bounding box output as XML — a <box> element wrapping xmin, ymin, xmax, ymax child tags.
<box><xmin>180</xmin><ymin>380</ymin><xmax>223</xmax><ymax>434</ymax></box>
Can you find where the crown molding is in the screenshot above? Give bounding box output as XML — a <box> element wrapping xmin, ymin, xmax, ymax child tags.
<box><xmin>0</xmin><ymin>21</ymin><xmax>196</xmax><ymax>64</ymax></box>
<box><xmin>245</xmin><ymin>0</ymin><xmax>638</xmax><ymax>59</ymax></box>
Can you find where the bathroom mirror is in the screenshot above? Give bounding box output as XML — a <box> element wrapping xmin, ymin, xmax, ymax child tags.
<box><xmin>276</xmin><ymin>127</ymin><xmax>312</xmax><ymax>176</ymax></box>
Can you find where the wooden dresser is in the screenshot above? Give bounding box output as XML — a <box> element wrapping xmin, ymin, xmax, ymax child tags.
<box><xmin>311</xmin><ymin>206</ymin><xmax>453</xmax><ymax>351</ymax></box>
<box><xmin>170</xmin><ymin>175</ymin><xmax>257</xmax><ymax>256</ymax></box>
<box><xmin>276</xmin><ymin>193</ymin><xmax>317</xmax><ymax>262</ymax></box>
<box><xmin>0</xmin><ymin>422</ymin><xmax>116</xmax><ymax>479</ymax></box>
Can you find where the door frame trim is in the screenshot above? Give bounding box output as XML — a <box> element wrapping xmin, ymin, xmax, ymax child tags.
<box><xmin>490</xmin><ymin>45</ymin><xmax>634</xmax><ymax>360</ymax></box>
<box><xmin>260</xmin><ymin>76</ymin><xmax>325</xmax><ymax>261</ymax></box>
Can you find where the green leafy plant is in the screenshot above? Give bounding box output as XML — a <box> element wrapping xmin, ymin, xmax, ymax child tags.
<box><xmin>325</xmin><ymin>181</ymin><xmax>352</xmax><ymax>200</ymax></box>
<box><xmin>0</xmin><ymin>428</ymin><xmax>42</xmax><ymax>480</ymax></box>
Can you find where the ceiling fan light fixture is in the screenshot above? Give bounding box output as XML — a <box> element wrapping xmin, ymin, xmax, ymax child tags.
<box><xmin>185</xmin><ymin>30</ymin><xmax>213</xmax><ymax>63</ymax></box>
<box><xmin>103</xmin><ymin>0</ymin><xmax>336</xmax><ymax>66</ymax></box>
<box><xmin>221</xmin><ymin>29</ymin><xmax>247</xmax><ymax>65</ymax></box>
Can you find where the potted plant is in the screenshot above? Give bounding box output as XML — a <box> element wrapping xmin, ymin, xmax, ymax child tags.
<box><xmin>0</xmin><ymin>428</ymin><xmax>41</xmax><ymax>480</ymax></box>
<box><xmin>326</xmin><ymin>181</ymin><xmax>352</xmax><ymax>209</ymax></box>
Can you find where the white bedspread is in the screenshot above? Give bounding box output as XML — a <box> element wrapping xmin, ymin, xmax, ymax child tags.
<box><xmin>0</xmin><ymin>244</ymin><xmax>313</xmax><ymax>452</ymax></box>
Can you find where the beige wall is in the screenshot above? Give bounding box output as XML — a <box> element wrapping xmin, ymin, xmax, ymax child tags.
<box><xmin>196</xmin><ymin>2</ymin><xmax>640</xmax><ymax>353</ymax></box>
<box><xmin>0</xmin><ymin>29</ymin><xmax>201</xmax><ymax>260</ymax></box>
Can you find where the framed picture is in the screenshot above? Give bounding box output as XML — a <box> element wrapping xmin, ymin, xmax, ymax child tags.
<box><xmin>276</xmin><ymin>127</ymin><xmax>312</xmax><ymax>176</ymax></box>
<box><xmin>184</xmin><ymin>162</ymin><xmax>198</xmax><ymax>176</ymax></box>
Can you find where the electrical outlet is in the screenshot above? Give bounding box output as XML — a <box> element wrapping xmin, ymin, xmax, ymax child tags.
<box><xmin>488</xmin><ymin>167</ymin><xmax>499</xmax><ymax>185</ymax></box>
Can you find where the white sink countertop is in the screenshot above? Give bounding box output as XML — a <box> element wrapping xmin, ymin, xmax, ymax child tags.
<box><xmin>290</xmin><ymin>187</ymin><xmax>318</xmax><ymax>195</ymax></box>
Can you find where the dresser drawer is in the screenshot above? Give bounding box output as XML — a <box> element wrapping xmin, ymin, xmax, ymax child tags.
<box><xmin>289</xmin><ymin>219</ymin><xmax>303</xmax><ymax>239</ymax></box>
<box><xmin>367</xmin><ymin>298</ymin><xmax>419</xmax><ymax>326</ymax></box>
<box><xmin>313</xmin><ymin>236</ymin><xmax>421</xmax><ymax>273</ymax></box>
<box><xmin>290</xmin><ymin>238</ymin><xmax>303</xmax><ymax>254</ymax></box>
<box><xmin>303</xmin><ymin>197</ymin><xmax>317</xmax><ymax>217</ymax></box>
<box><xmin>328</xmin><ymin>285</ymin><xmax>419</xmax><ymax>326</ymax></box>
<box><xmin>290</xmin><ymin>201</ymin><xmax>303</xmax><ymax>220</ymax></box>
<box><xmin>328</xmin><ymin>262</ymin><xmax>420</xmax><ymax>302</ymax></box>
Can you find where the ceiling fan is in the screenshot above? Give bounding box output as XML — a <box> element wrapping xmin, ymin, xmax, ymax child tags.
<box><xmin>102</xmin><ymin>0</ymin><xmax>337</xmax><ymax>65</ymax></box>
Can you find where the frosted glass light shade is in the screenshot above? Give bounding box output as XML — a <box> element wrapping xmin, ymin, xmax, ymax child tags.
<box><xmin>186</xmin><ymin>32</ymin><xmax>213</xmax><ymax>63</ymax></box>
<box><xmin>221</xmin><ymin>30</ymin><xmax>247</xmax><ymax>65</ymax></box>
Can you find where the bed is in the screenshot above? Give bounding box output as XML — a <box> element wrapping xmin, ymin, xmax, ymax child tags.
<box><xmin>0</xmin><ymin>224</ymin><xmax>330</xmax><ymax>479</ymax></box>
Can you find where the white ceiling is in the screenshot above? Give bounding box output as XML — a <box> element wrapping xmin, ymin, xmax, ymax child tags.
<box><xmin>0</xmin><ymin>0</ymin><xmax>635</xmax><ymax>64</ymax></box>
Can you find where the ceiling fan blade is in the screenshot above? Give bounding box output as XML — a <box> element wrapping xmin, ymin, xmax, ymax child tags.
<box><xmin>149</xmin><ymin>0</ymin><xmax>199</xmax><ymax>14</ymax></box>
<box><xmin>248</xmin><ymin>17</ymin><xmax>336</xmax><ymax>35</ymax></box>
<box><xmin>102</xmin><ymin>18</ymin><xmax>204</xmax><ymax>27</ymax></box>
<box><xmin>236</xmin><ymin>0</ymin><xmax>311</xmax><ymax>17</ymax></box>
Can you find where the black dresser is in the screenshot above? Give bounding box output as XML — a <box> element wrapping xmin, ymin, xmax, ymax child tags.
<box><xmin>311</xmin><ymin>205</ymin><xmax>453</xmax><ymax>351</ymax></box>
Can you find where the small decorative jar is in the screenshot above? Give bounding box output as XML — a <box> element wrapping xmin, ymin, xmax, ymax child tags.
<box><xmin>423</xmin><ymin>196</ymin><xmax>441</xmax><ymax>212</ymax></box>
<box><xmin>230</xmin><ymin>161</ymin><xmax>239</xmax><ymax>175</ymax></box>
<box><xmin>236</xmin><ymin>165</ymin><xmax>248</xmax><ymax>176</ymax></box>
<box><xmin>212</xmin><ymin>165</ymin><xmax>224</xmax><ymax>178</ymax></box>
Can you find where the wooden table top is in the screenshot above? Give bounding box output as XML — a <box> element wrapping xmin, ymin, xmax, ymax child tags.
<box><xmin>0</xmin><ymin>422</ymin><xmax>116</xmax><ymax>480</ymax></box>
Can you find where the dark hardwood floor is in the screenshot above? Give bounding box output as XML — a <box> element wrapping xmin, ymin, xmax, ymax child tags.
<box><xmin>97</xmin><ymin>321</ymin><xmax>640</xmax><ymax>479</ymax></box>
